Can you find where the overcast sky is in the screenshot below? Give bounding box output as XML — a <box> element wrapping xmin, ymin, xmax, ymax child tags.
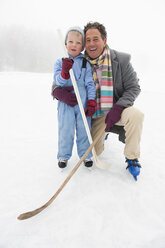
<box><xmin>1</xmin><ymin>0</ymin><xmax>164</xmax><ymax>48</ymax></box>
<box><xmin>1</xmin><ymin>0</ymin><xmax>164</xmax><ymax>51</ymax></box>
<box><xmin>0</xmin><ymin>0</ymin><xmax>165</xmax><ymax>89</ymax></box>
<box><xmin>0</xmin><ymin>0</ymin><xmax>164</xmax><ymax>32</ymax></box>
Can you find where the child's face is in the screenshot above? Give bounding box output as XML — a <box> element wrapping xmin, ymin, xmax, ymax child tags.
<box><xmin>66</xmin><ymin>31</ymin><xmax>83</xmax><ymax>58</ymax></box>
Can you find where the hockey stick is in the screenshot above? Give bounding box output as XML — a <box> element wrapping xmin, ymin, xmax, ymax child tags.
<box><xmin>57</xmin><ymin>29</ymin><xmax>109</xmax><ymax>170</ymax></box>
<box><xmin>17</xmin><ymin>126</ymin><xmax>105</xmax><ymax>220</ymax></box>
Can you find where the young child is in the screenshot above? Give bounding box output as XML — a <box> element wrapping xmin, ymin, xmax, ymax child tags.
<box><xmin>53</xmin><ymin>27</ymin><xmax>96</xmax><ymax>168</ymax></box>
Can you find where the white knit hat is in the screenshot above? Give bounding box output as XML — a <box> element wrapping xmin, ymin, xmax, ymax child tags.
<box><xmin>65</xmin><ymin>26</ymin><xmax>84</xmax><ymax>50</ymax></box>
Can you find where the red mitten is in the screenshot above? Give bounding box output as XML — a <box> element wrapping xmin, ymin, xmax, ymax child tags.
<box><xmin>105</xmin><ymin>104</ymin><xmax>125</xmax><ymax>131</ymax></box>
<box><xmin>85</xmin><ymin>100</ymin><xmax>96</xmax><ymax>117</ymax></box>
<box><xmin>61</xmin><ymin>58</ymin><xmax>74</xmax><ymax>79</ymax></box>
<box><xmin>52</xmin><ymin>86</ymin><xmax>78</xmax><ymax>107</ymax></box>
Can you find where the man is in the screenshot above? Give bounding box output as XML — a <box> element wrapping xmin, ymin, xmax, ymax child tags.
<box><xmin>52</xmin><ymin>22</ymin><xmax>144</xmax><ymax>181</ymax></box>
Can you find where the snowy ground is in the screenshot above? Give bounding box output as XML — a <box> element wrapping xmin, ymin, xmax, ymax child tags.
<box><xmin>0</xmin><ymin>72</ymin><xmax>165</xmax><ymax>248</ymax></box>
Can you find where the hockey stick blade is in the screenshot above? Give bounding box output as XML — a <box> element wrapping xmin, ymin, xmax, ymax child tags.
<box><xmin>17</xmin><ymin>127</ymin><xmax>105</xmax><ymax>220</ymax></box>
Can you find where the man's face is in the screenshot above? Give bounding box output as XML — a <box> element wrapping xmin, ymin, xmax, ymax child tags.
<box><xmin>85</xmin><ymin>28</ymin><xmax>107</xmax><ymax>59</ymax></box>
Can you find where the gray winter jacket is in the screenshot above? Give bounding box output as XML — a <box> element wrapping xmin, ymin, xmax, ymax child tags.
<box><xmin>108</xmin><ymin>49</ymin><xmax>141</xmax><ymax>143</ymax></box>
<box><xmin>110</xmin><ymin>49</ymin><xmax>140</xmax><ymax>107</ymax></box>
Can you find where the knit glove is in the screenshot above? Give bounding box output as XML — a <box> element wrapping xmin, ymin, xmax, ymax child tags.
<box><xmin>105</xmin><ymin>104</ymin><xmax>125</xmax><ymax>132</ymax></box>
<box><xmin>52</xmin><ymin>86</ymin><xmax>78</xmax><ymax>107</ymax></box>
<box><xmin>85</xmin><ymin>100</ymin><xmax>96</xmax><ymax>117</ymax></box>
<box><xmin>61</xmin><ymin>58</ymin><xmax>74</xmax><ymax>79</ymax></box>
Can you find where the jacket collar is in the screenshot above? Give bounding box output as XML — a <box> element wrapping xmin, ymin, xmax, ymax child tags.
<box><xmin>68</xmin><ymin>53</ymin><xmax>84</xmax><ymax>60</ymax></box>
<box><xmin>110</xmin><ymin>49</ymin><xmax>118</xmax><ymax>83</ymax></box>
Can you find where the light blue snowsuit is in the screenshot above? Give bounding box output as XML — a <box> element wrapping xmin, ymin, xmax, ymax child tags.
<box><xmin>54</xmin><ymin>53</ymin><xmax>96</xmax><ymax>160</ymax></box>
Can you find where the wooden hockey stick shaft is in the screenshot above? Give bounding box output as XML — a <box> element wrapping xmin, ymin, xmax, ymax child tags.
<box><xmin>17</xmin><ymin>126</ymin><xmax>105</xmax><ymax>220</ymax></box>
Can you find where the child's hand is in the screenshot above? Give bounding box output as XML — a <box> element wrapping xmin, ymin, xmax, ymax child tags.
<box><xmin>61</xmin><ymin>58</ymin><xmax>74</xmax><ymax>79</ymax></box>
<box><xmin>85</xmin><ymin>100</ymin><xmax>96</xmax><ymax>117</ymax></box>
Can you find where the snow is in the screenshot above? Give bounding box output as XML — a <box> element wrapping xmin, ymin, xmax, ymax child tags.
<box><xmin>0</xmin><ymin>72</ymin><xmax>165</xmax><ymax>248</ymax></box>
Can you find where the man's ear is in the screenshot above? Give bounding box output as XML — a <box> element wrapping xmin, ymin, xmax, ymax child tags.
<box><xmin>103</xmin><ymin>38</ymin><xmax>107</xmax><ymax>47</ymax></box>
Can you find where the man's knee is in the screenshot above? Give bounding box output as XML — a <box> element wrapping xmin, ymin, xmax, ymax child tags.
<box><xmin>123</xmin><ymin>107</ymin><xmax>144</xmax><ymax>123</ymax></box>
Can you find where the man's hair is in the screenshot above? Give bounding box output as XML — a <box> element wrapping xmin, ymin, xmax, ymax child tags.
<box><xmin>84</xmin><ymin>22</ymin><xmax>107</xmax><ymax>40</ymax></box>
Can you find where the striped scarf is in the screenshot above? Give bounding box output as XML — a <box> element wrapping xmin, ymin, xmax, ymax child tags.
<box><xmin>86</xmin><ymin>45</ymin><xmax>113</xmax><ymax>118</ymax></box>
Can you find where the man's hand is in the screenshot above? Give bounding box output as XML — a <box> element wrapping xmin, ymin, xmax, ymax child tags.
<box><xmin>52</xmin><ymin>86</ymin><xmax>78</xmax><ymax>107</ymax></box>
<box><xmin>105</xmin><ymin>104</ymin><xmax>125</xmax><ymax>131</ymax></box>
